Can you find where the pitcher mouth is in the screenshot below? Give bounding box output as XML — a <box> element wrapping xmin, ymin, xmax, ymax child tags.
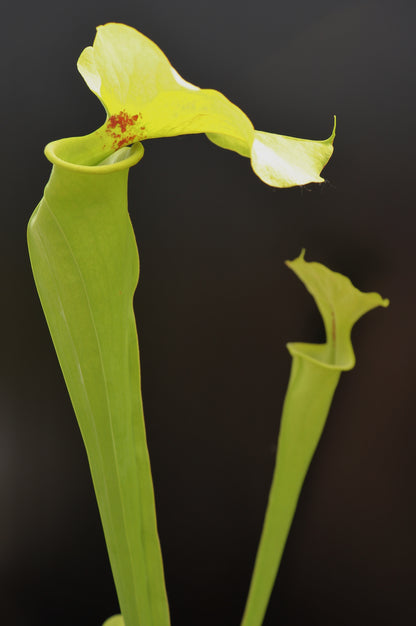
<box><xmin>44</xmin><ymin>132</ymin><xmax>144</xmax><ymax>174</ymax></box>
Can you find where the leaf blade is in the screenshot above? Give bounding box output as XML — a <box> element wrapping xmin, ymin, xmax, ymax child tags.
<box><xmin>241</xmin><ymin>252</ymin><xmax>388</xmax><ymax>626</ymax></box>
<box><xmin>28</xmin><ymin>142</ymin><xmax>170</xmax><ymax>626</ymax></box>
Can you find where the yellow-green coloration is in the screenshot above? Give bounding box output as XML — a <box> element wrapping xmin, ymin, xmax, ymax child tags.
<box><xmin>77</xmin><ymin>23</ymin><xmax>335</xmax><ymax>186</ymax></box>
<box><xmin>28</xmin><ymin>142</ymin><xmax>169</xmax><ymax>626</ymax></box>
<box><xmin>241</xmin><ymin>251</ymin><xmax>389</xmax><ymax>626</ymax></box>
<box><xmin>102</xmin><ymin>616</ymin><xmax>125</xmax><ymax>626</ymax></box>
<box><xmin>27</xmin><ymin>23</ymin><xmax>341</xmax><ymax>626</ymax></box>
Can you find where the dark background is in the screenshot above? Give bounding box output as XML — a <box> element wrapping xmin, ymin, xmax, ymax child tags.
<box><xmin>1</xmin><ymin>1</ymin><xmax>415</xmax><ymax>624</ymax></box>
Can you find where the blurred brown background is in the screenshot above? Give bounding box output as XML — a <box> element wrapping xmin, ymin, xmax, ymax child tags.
<box><xmin>1</xmin><ymin>0</ymin><xmax>415</xmax><ymax>624</ymax></box>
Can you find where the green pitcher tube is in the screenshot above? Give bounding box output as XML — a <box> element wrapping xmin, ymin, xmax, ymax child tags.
<box><xmin>27</xmin><ymin>138</ymin><xmax>170</xmax><ymax>626</ymax></box>
<box><xmin>241</xmin><ymin>251</ymin><xmax>388</xmax><ymax>626</ymax></box>
<box><xmin>241</xmin><ymin>352</ymin><xmax>340</xmax><ymax>626</ymax></box>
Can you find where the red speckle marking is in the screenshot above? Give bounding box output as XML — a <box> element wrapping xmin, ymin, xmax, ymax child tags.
<box><xmin>117</xmin><ymin>135</ymin><xmax>136</xmax><ymax>149</ymax></box>
<box><xmin>105</xmin><ymin>110</ymin><xmax>147</xmax><ymax>150</ymax></box>
<box><xmin>107</xmin><ymin>110</ymin><xmax>137</xmax><ymax>133</ymax></box>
